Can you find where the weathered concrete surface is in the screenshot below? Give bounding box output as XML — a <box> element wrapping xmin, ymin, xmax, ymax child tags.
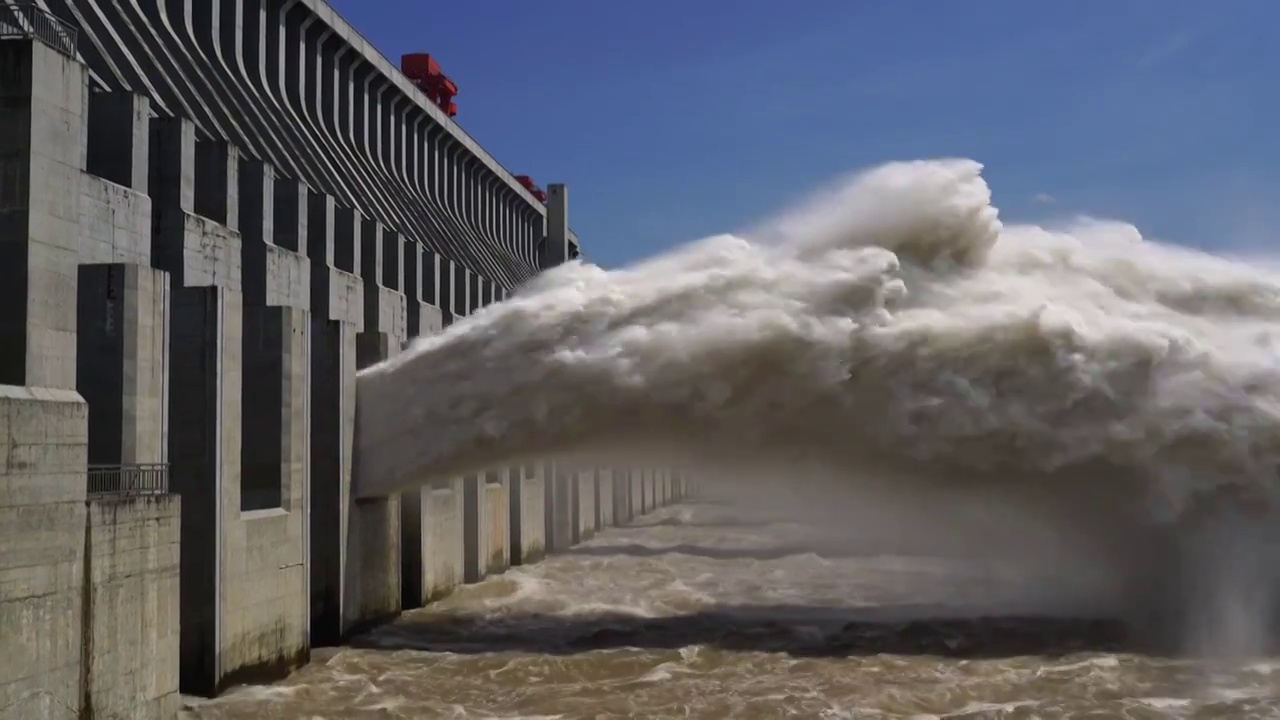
<box><xmin>78</xmin><ymin>177</ymin><xmax>152</xmax><ymax>266</ymax></box>
<box><xmin>0</xmin><ymin>40</ymin><xmax>83</xmax><ymax>391</ymax></box>
<box><xmin>0</xmin><ymin>38</ymin><xmax>91</xmax><ymax>720</ymax></box>
<box><xmin>484</xmin><ymin>473</ymin><xmax>511</xmax><ymax>575</ymax></box>
<box><xmin>0</xmin><ymin>388</ymin><xmax>89</xmax><ymax>720</ymax></box>
<box><xmin>84</xmin><ymin>494</ymin><xmax>181</xmax><ymax>720</ymax></box>
<box><xmin>421</xmin><ymin>478</ymin><xmax>465</xmax><ymax>602</ymax></box>
<box><xmin>156</xmin><ymin>120</ymin><xmax>311</xmax><ymax>696</ymax></box>
<box><xmin>510</xmin><ymin>464</ymin><xmax>545</xmax><ymax>565</ymax></box>
<box><xmin>464</xmin><ymin>471</ymin><xmax>511</xmax><ymax>582</ymax></box>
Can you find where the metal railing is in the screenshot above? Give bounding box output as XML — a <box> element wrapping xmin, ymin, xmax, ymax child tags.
<box><xmin>87</xmin><ymin>463</ymin><xmax>170</xmax><ymax>498</ymax></box>
<box><xmin>0</xmin><ymin>2</ymin><xmax>78</xmax><ymax>58</ymax></box>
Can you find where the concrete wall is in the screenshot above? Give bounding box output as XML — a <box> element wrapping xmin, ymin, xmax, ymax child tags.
<box><xmin>0</xmin><ymin>25</ymin><xmax>699</xmax><ymax>720</ymax></box>
<box><xmin>0</xmin><ymin>390</ymin><xmax>88</xmax><ymax>720</ymax></box>
<box><xmin>84</xmin><ymin>494</ymin><xmax>181</xmax><ymax>720</ymax></box>
<box><xmin>0</xmin><ymin>37</ymin><xmax>92</xmax><ymax>720</ymax></box>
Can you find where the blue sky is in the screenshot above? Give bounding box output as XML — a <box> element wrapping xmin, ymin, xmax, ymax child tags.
<box><xmin>331</xmin><ymin>0</ymin><xmax>1280</xmax><ymax>268</ymax></box>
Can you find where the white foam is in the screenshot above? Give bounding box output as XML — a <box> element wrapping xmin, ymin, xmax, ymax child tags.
<box><xmin>353</xmin><ymin>157</ymin><xmax>1280</xmax><ymax>651</ymax></box>
<box><xmin>356</xmin><ymin>158</ymin><xmax>1280</xmax><ymax>515</ymax></box>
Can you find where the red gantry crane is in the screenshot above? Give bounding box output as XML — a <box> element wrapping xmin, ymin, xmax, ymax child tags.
<box><xmin>401</xmin><ymin>53</ymin><xmax>548</xmax><ymax>205</ymax></box>
<box><xmin>513</xmin><ymin>175</ymin><xmax>547</xmax><ymax>203</ymax></box>
<box><xmin>401</xmin><ymin>53</ymin><xmax>458</xmax><ymax>117</ymax></box>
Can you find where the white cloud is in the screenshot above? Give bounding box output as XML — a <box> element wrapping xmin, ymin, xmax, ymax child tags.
<box><xmin>1032</xmin><ymin>192</ymin><xmax>1056</xmax><ymax>204</ymax></box>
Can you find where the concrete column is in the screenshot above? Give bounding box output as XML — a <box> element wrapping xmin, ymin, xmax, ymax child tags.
<box><xmin>76</xmin><ymin>263</ymin><xmax>169</xmax><ymax>466</ymax></box>
<box><xmin>0</xmin><ymin>38</ymin><xmax>91</xmax><ymax>720</ymax></box>
<box><xmin>415</xmin><ymin>477</ymin><xmax>465</xmax><ymax>603</ymax></box>
<box><xmin>544</xmin><ymin>461</ymin><xmax>574</xmax><ymax>552</ymax></box>
<box><xmin>238</xmin><ymin>159</ymin><xmax>310</xmax><ymax>519</ymax></box>
<box><xmin>597</xmin><ymin>467</ymin><xmax>615</xmax><ymax>528</ymax></box>
<box><xmin>86</xmin><ymin>90</ymin><xmax>149</xmax><ymax>191</ymax></box>
<box><xmin>348</xmin><ymin>213</ymin><xmax>404</xmax><ymax>612</ymax></box>
<box><xmin>0</xmin><ymin>41</ymin><xmax>82</xmax><ymax>389</ymax></box>
<box><xmin>153</xmin><ymin>115</ymin><xmax>313</xmax><ymax>693</ymax></box>
<box><xmin>633</xmin><ymin>469</ymin><xmax>648</xmax><ymax>515</ymax></box>
<box><xmin>349</xmin><ymin>332</ymin><xmax>401</xmax><ymax>626</ymax></box>
<box><xmin>306</xmin><ymin>185</ymin><xmax>361</xmax><ymax>642</ymax></box>
<box><xmin>614</xmin><ymin>468</ymin><xmax>633</xmax><ymax>525</ymax></box>
<box><xmin>575</xmin><ymin>468</ymin><xmax>596</xmax><ymax>543</ymax></box>
<box><xmin>464</xmin><ymin>469</ymin><xmax>510</xmax><ymax>582</ymax></box>
<box><xmin>308</xmin><ymin>317</ymin><xmax>358</xmax><ymax>646</ymax></box>
<box><xmin>509</xmin><ymin>463</ymin><xmax>545</xmax><ymax>565</ymax></box>
<box><xmin>398</xmin><ymin>285</ymin><xmax>445</xmax><ymax>609</ymax></box>
<box><xmin>539</xmin><ymin>183</ymin><xmax>569</xmax><ymax>269</ymax></box>
<box><xmin>167</xmin><ymin>285</ymin><xmax>240</xmax><ymax>696</ymax></box>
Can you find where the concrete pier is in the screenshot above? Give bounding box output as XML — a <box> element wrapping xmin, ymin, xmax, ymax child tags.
<box><xmin>0</xmin><ymin>5</ymin><xmax>695</xmax><ymax>718</ymax></box>
<box><xmin>510</xmin><ymin>464</ymin><xmax>547</xmax><ymax>565</ymax></box>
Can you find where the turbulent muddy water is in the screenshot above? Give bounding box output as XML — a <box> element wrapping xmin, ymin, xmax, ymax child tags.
<box><xmin>182</xmin><ymin>499</ymin><xmax>1280</xmax><ymax>719</ymax></box>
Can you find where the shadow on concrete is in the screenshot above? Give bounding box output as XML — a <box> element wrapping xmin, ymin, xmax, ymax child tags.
<box><xmin>350</xmin><ymin>603</ymin><xmax>1140</xmax><ymax>659</ymax></box>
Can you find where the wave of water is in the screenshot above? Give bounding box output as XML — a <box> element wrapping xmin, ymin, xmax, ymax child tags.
<box><xmin>355</xmin><ymin>158</ymin><xmax>1280</xmax><ymax>651</ymax></box>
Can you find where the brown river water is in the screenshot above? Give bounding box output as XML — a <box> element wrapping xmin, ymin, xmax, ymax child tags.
<box><xmin>181</xmin><ymin>500</ymin><xmax>1280</xmax><ymax>719</ymax></box>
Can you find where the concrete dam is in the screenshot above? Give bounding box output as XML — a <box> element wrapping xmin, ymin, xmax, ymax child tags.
<box><xmin>0</xmin><ymin>1</ymin><xmax>692</xmax><ymax>718</ymax></box>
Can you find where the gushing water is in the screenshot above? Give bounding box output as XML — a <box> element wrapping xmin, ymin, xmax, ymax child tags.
<box><xmin>356</xmin><ymin>158</ymin><xmax>1280</xmax><ymax>654</ymax></box>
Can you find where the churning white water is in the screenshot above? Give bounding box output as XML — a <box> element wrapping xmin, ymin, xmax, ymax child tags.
<box><xmin>355</xmin><ymin>158</ymin><xmax>1280</xmax><ymax>654</ymax></box>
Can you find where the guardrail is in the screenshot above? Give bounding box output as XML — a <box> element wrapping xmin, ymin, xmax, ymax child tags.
<box><xmin>0</xmin><ymin>2</ymin><xmax>78</xmax><ymax>58</ymax></box>
<box><xmin>87</xmin><ymin>463</ymin><xmax>170</xmax><ymax>497</ymax></box>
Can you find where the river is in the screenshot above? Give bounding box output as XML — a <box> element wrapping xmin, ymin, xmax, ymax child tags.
<box><xmin>181</xmin><ymin>498</ymin><xmax>1280</xmax><ymax>719</ymax></box>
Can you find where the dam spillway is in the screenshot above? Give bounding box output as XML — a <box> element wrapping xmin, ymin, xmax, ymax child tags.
<box><xmin>0</xmin><ymin>2</ymin><xmax>692</xmax><ymax>718</ymax></box>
